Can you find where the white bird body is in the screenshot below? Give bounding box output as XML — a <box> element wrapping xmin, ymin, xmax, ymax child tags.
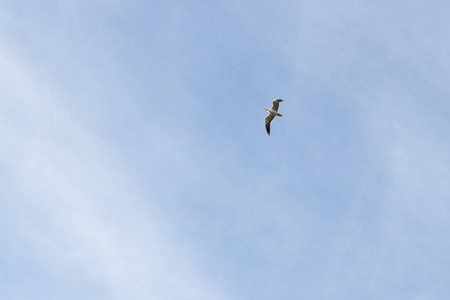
<box><xmin>265</xmin><ymin>108</ymin><xmax>283</xmax><ymax>117</ymax></box>
<box><xmin>265</xmin><ymin>99</ymin><xmax>284</xmax><ymax>135</ymax></box>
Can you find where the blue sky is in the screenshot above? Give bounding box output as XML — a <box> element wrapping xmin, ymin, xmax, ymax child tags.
<box><xmin>1</xmin><ymin>1</ymin><xmax>450</xmax><ymax>299</ymax></box>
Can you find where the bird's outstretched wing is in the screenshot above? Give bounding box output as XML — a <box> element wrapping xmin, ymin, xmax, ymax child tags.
<box><xmin>271</xmin><ymin>99</ymin><xmax>283</xmax><ymax>111</ymax></box>
<box><xmin>265</xmin><ymin>115</ymin><xmax>275</xmax><ymax>135</ymax></box>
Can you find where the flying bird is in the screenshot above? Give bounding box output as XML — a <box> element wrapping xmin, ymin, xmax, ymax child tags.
<box><xmin>265</xmin><ymin>99</ymin><xmax>284</xmax><ymax>135</ymax></box>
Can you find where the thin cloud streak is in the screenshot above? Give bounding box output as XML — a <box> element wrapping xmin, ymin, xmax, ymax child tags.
<box><xmin>0</xmin><ymin>45</ymin><xmax>232</xmax><ymax>300</ymax></box>
<box><xmin>2</xmin><ymin>1</ymin><xmax>450</xmax><ymax>299</ymax></box>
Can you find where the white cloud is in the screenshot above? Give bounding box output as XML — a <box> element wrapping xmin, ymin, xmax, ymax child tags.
<box><xmin>3</xmin><ymin>1</ymin><xmax>450</xmax><ymax>299</ymax></box>
<box><xmin>0</xmin><ymin>38</ymin><xmax>232</xmax><ymax>299</ymax></box>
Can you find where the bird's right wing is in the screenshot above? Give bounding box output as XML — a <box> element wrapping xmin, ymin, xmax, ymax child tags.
<box><xmin>271</xmin><ymin>99</ymin><xmax>283</xmax><ymax>111</ymax></box>
<box><xmin>271</xmin><ymin>100</ymin><xmax>280</xmax><ymax>111</ymax></box>
<box><xmin>265</xmin><ymin>115</ymin><xmax>275</xmax><ymax>135</ymax></box>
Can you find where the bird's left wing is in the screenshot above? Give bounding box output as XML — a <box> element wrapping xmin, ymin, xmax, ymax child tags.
<box><xmin>265</xmin><ymin>115</ymin><xmax>275</xmax><ymax>135</ymax></box>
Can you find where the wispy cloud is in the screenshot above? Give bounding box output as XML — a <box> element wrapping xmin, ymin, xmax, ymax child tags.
<box><xmin>2</xmin><ymin>1</ymin><xmax>450</xmax><ymax>299</ymax></box>
<box><xmin>0</xmin><ymin>33</ymin><xmax>232</xmax><ymax>298</ymax></box>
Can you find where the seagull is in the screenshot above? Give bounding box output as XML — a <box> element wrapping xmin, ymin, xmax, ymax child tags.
<box><xmin>265</xmin><ymin>99</ymin><xmax>284</xmax><ymax>135</ymax></box>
